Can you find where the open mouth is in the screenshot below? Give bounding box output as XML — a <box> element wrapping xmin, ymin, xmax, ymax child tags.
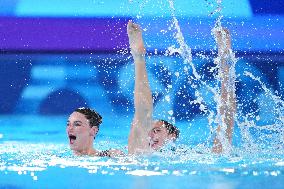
<box><xmin>69</xmin><ymin>134</ymin><xmax>77</xmax><ymax>144</ymax></box>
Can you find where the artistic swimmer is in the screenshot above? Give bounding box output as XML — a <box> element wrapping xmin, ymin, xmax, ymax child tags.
<box><xmin>67</xmin><ymin>107</ymin><xmax>124</xmax><ymax>157</ymax></box>
<box><xmin>127</xmin><ymin>21</ymin><xmax>180</xmax><ymax>155</ymax></box>
<box><xmin>127</xmin><ymin>21</ymin><xmax>236</xmax><ymax>155</ymax></box>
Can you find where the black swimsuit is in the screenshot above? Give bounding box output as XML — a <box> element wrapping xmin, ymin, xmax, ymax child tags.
<box><xmin>98</xmin><ymin>150</ymin><xmax>111</xmax><ymax>157</ymax></box>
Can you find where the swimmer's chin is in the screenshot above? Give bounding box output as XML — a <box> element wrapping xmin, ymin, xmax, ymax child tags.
<box><xmin>69</xmin><ymin>144</ymin><xmax>78</xmax><ymax>151</ymax></box>
<box><xmin>150</xmin><ymin>143</ymin><xmax>162</xmax><ymax>151</ymax></box>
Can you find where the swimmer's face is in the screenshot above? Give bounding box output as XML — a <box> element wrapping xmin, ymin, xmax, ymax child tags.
<box><xmin>66</xmin><ymin>112</ymin><xmax>98</xmax><ymax>152</ymax></box>
<box><xmin>148</xmin><ymin>121</ymin><xmax>175</xmax><ymax>151</ymax></box>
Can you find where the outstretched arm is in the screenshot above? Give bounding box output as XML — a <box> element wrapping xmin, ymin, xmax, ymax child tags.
<box><xmin>212</xmin><ymin>28</ymin><xmax>236</xmax><ymax>153</ymax></box>
<box><xmin>127</xmin><ymin>21</ymin><xmax>153</xmax><ymax>155</ymax></box>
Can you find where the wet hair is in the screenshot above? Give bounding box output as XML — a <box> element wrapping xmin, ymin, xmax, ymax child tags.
<box><xmin>158</xmin><ymin>120</ymin><xmax>180</xmax><ymax>140</ymax></box>
<box><xmin>75</xmin><ymin>107</ymin><xmax>102</xmax><ymax>130</ymax></box>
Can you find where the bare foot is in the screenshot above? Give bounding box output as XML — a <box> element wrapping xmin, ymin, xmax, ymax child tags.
<box><xmin>213</xmin><ymin>27</ymin><xmax>231</xmax><ymax>57</ymax></box>
<box><xmin>127</xmin><ymin>20</ymin><xmax>146</xmax><ymax>56</ymax></box>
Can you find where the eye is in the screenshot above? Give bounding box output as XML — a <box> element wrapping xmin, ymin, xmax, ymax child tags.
<box><xmin>74</xmin><ymin>123</ymin><xmax>82</xmax><ymax>127</ymax></box>
<box><xmin>153</xmin><ymin>129</ymin><xmax>160</xmax><ymax>133</ymax></box>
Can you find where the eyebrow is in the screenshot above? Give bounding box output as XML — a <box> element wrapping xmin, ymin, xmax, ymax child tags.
<box><xmin>67</xmin><ymin>120</ymin><xmax>83</xmax><ymax>124</ymax></box>
<box><xmin>152</xmin><ymin>127</ymin><xmax>162</xmax><ymax>131</ymax></box>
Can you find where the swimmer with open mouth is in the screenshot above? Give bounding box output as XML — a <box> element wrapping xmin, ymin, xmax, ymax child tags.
<box><xmin>67</xmin><ymin>107</ymin><xmax>124</xmax><ymax>157</ymax></box>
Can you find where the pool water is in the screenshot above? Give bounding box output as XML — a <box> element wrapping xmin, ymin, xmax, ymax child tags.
<box><xmin>1</xmin><ymin>2</ymin><xmax>284</xmax><ymax>187</ymax></box>
<box><xmin>1</xmin><ymin>115</ymin><xmax>284</xmax><ymax>189</ymax></box>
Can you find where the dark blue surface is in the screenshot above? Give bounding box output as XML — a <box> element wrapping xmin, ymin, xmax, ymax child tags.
<box><xmin>0</xmin><ymin>60</ymin><xmax>32</xmax><ymax>113</ymax></box>
<box><xmin>39</xmin><ymin>88</ymin><xmax>88</xmax><ymax>114</ymax></box>
<box><xmin>0</xmin><ymin>53</ymin><xmax>283</xmax><ymax>123</ymax></box>
<box><xmin>249</xmin><ymin>0</ymin><xmax>284</xmax><ymax>15</ymax></box>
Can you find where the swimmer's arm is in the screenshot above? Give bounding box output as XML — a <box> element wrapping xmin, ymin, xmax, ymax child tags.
<box><xmin>128</xmin><ymin>54</ymin><xmax>153</xmax><ymax>155</ymax></box>
<box><xmin>127</xmin><ymin>21</ymin><xmax>153</xmax><ymax>155</ymax></box>
<box><xmin>212</xmin><ymin>28</ymin><xmax>236</xmax><ymax>153</ymax></box>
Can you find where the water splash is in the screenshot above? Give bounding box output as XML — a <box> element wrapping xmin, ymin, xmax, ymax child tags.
<box><xmin>1</xmin><ymin>142</ymin><xmax>283</xmax><ymax>181</ymax></box>
<box><xmin>165</xmin><ymin>0</ymin><xmax>283</xmax><ymax>156</ymax></box>
<box><xmin>208</xmin><ymin>0</ymin><xmax>223</xmax><ymax>17</ymax></box>
<box><xmin>236</xmin><ymin>71</ymin><xmax>284</xmax><ymax>152</ymax></box>
<box><xmin>167</xmin><ymin>0</ymin><xmax>200</xmax><ymax>80</ymax></box>
<box><xmin>166</xmin><ymin>0</ymin><xmax>237</xmax><ymax>152</ymax></box>
<box><xmin>120</xmin><ymin>0</ymin><xmax>284</xmax><ymax>155</ymax></box>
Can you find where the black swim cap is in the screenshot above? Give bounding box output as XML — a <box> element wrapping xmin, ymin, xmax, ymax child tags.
<box><xmin>75</xmin><ymin>107</ymin><xmax>102</xmax><ymax>128</ymax></box>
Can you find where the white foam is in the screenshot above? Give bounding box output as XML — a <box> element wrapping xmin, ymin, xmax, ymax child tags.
<box><xmin>7</xmin><ymin>166</ymin><xmax>46</xmax><ymax>172</ymax></box>
<box><xmin>126</xmin><ymin>170</ymin><xmax>164</xmax><ymax>176</ymax></box>
<box><xmin>275</xmin><ymin>162</ymin><xmax>284</xmax><ymax>166</ymax></box>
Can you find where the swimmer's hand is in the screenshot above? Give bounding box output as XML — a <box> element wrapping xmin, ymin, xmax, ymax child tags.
<box><xmin>127</xmin><ymin>20</ymin><xmax>146</xmax><ymax>57</ymax></box>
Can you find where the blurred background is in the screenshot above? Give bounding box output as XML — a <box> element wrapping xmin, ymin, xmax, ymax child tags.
<box><xmin>0</xmin><ymin>0</ymin><xmax>283</xmax><ymax>143</ymax></box>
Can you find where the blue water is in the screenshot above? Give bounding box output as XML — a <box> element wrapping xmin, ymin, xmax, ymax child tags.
<box><xmin>1</xmin><ymin>115</ymin><xmax>284</xmax><ymax>189</ymax></box>
<box><xmin>1</xmin><ymin>1</ymin><xmax>284</xmax><ymax>187</ymax></box>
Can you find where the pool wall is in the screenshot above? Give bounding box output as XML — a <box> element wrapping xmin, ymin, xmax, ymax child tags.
<box><xmin>0</xmin><ymin>0</ymin><xmax>283</xmax><ymax>124</ymax></box>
